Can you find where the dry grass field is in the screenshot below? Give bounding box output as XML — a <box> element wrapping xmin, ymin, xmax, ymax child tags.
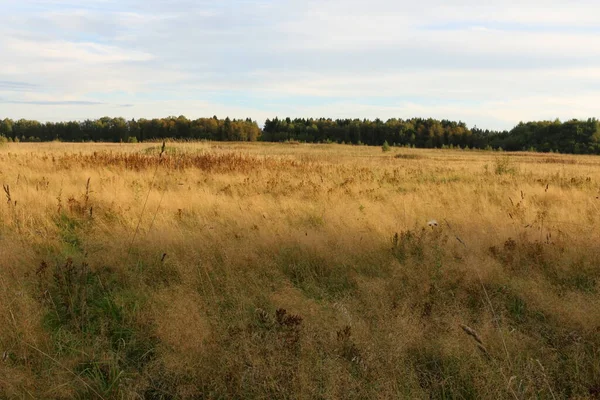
<box><xmin>1</xmin><ymin>141</ymin><xmax>600</xmax><ymax>399</ymax></box>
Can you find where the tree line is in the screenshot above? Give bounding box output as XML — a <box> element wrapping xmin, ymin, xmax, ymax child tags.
<box><xmin>1</xmin><ymin>115</ymin><xmax>599</xmax><ymax>154</ymax></box>
<box><xmin>263</xmin><ymin>117</ymin><xmax>600</xmax><ymax>154</ymax></box>
<box><xmin>0</xmin><ymin>116</ymin><xmax>261</xmax><ymax>143</ymax></box>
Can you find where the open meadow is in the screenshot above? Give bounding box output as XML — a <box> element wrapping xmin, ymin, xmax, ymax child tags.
<box><xmin>1</xmin><ymin>141</ymin><xmax>599</xmax><ymax>399</ymax></box>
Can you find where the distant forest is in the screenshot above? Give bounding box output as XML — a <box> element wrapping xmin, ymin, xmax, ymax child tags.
<box><xmin>1</xmin><ymin>115</ymin><xmax>600</xmax><ymax>154</ymax></box>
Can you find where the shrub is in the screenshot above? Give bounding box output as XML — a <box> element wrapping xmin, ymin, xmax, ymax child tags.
<box><xmin>382</xmin><ymin>141</ymin><xmax>391</xmax><ymax>152</ymax></box>
<box><xmin>494</xmin><ymin>155</ymin><xmax>516</xmax><ymax>175</ymax></box>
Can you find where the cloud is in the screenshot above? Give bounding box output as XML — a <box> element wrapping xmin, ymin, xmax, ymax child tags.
<box><xmin>0</xmin><ymin>80</ymin><xmax>39</xmax><ymax>91</ymax></box>
<box><xmin>0</xmin><ymin>0</ymin><xmax>598</xmax><ymax>129</ymax></box>
<box><xmin>0</xmin><ymin>99</ymin><xmax>104</xmax><ymax>105</ymax></box>
<box><xmin>4</xmin><ymin>37</ymin><xmax>154</xmax><ymax>64</ymax></box>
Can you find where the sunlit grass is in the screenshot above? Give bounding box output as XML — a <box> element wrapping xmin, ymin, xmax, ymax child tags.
<box><xmin>1</xmin><ymin>142</ymin><xmax>599</xmax><ymax>398</ymax></box>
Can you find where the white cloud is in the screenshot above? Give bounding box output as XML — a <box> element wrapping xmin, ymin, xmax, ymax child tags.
<box><xmin>0</xmin><ymin>0</ymin><xmax>599</xmax><ymax>129</ymax></box>
<box><xmin>4</xmin><ymin>37</ymin><xmax>154</xmax><ymax>64</ymax></box>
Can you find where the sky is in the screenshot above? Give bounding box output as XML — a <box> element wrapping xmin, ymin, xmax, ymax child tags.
<box><xmin>1</xmin><ymin>0</ymin><xmax>599</xmax><ymax>130</ymax></box>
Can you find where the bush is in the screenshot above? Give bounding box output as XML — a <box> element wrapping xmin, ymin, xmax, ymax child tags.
<box><xmin>494</xmin><ymin>155</ymin><xmax>517</xmax><ymax>175</ymax></box>
<box><xmin>127</xmin><ymin>136</ymin><xmax>139</xmax><ymax>143</ymax></box>
<box><xmin>382</xmin><ymin>141</ymin><xmax>391</xmax><ymax>152</ymax></box>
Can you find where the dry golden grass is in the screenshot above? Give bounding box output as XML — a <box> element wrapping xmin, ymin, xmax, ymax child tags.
<box><xmin>1</xmin><ymin>141</ymin><xmax>600</xmax><ymax>398</ymax></box>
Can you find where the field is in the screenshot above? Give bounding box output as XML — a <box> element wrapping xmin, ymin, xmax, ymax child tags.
<box><xmin>1</xmin><ymin>142</ymin><xmax>599</xmax><ymax>399</ymax></box>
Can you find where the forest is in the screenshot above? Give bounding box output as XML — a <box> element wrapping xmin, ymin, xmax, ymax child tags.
<box><xmin>0</xmin><ymin>116</ymin><xmax>261</xmax><ymax>143</ymax></box>
<box><xmin>263</xmin><ymin>117</ymin><xmax>600</xmax><ymax>154</ymax></box>
<box><xmin>1</xmin><ymin>115</ymin><xmax>600</xmax><ymax>154</ymax></box>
